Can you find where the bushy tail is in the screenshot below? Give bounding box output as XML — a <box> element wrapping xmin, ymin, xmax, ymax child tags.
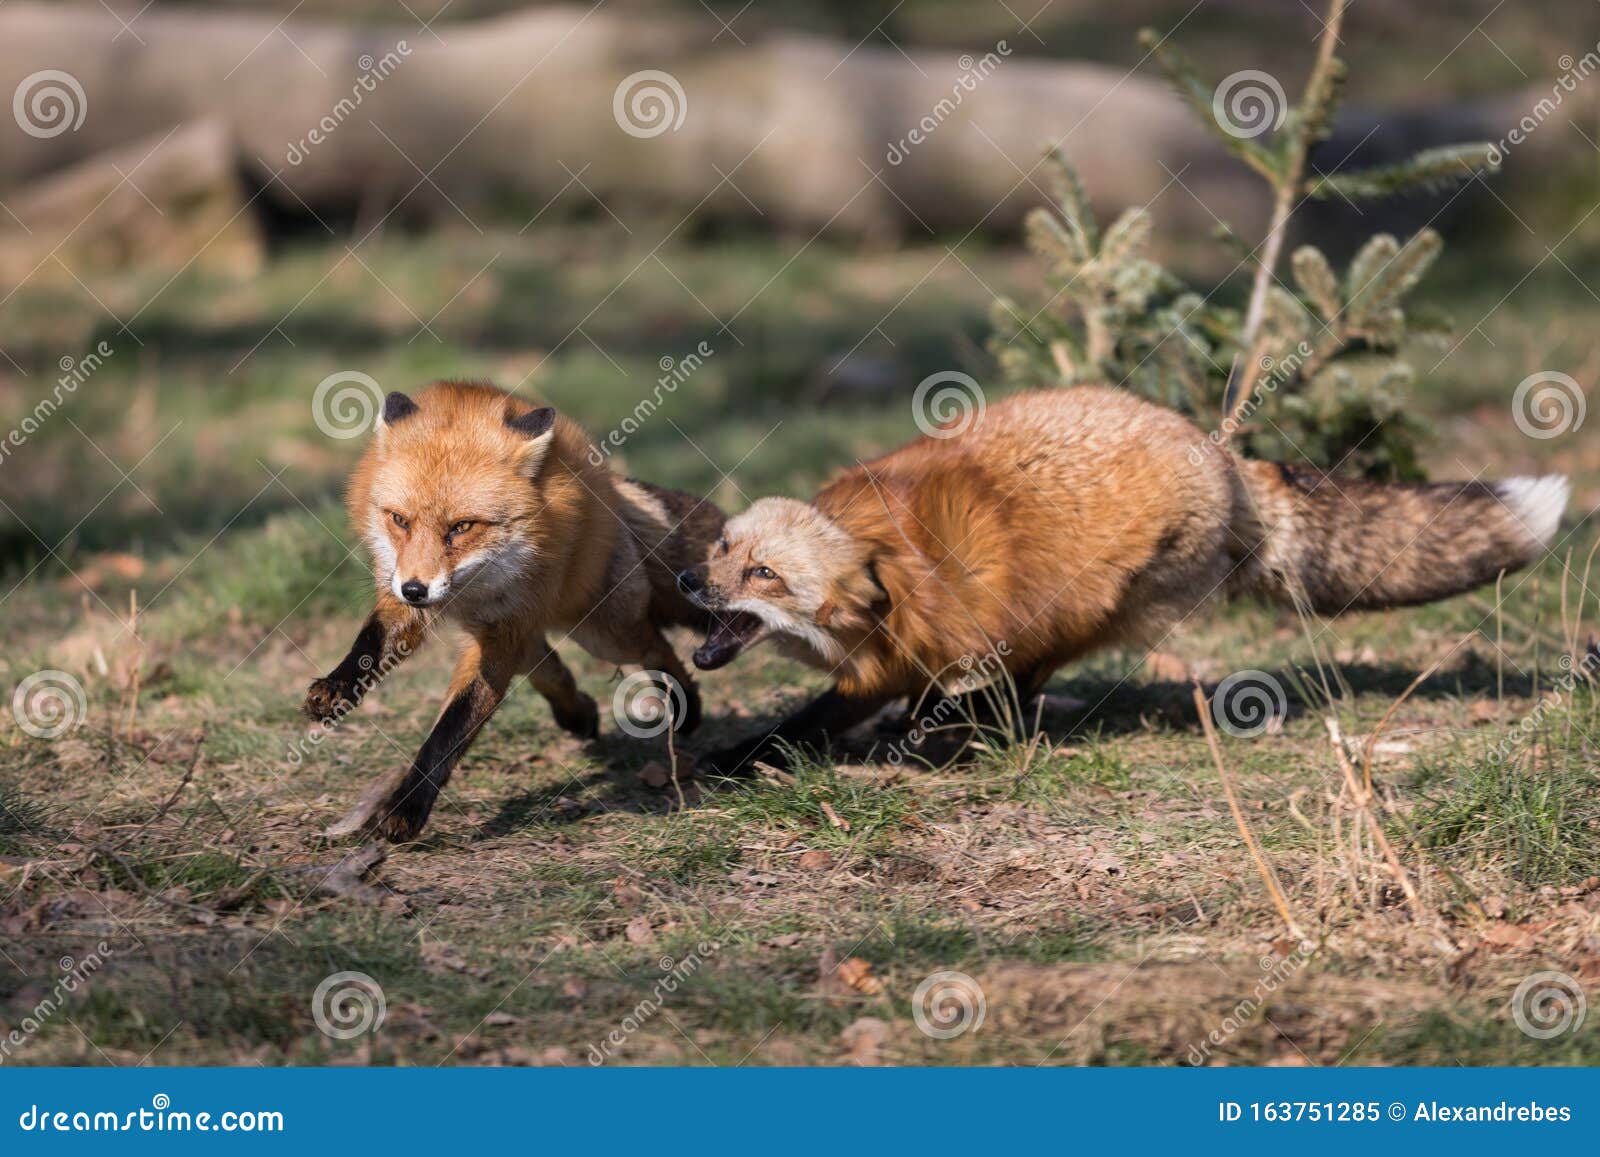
<box><xmin>1231</xmin><ymin>459</ymin><xmax>1568</xmax><ymax>614</ymax></box>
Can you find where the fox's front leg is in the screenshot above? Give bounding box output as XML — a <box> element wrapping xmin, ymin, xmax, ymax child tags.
<box><xmin>527</xmin><ymin>640</ymin><xmax>599</xmax><ymax>739</ymax></box>
<box><xmin>363</xmin><ymin>634</ymin><xmax>519</xmax><ymax>842</ymax></box>
<box><xmin>699</xmin><ymin>687</ymin><xmax>888</xmax><ymax>776</ymax></box>
<box><xmin>302</xmin><ymin>595</ymin><xmax>430</xmax><ymax>723</ymax></box>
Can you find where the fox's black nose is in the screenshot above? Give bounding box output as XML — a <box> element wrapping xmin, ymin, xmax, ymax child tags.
<box><xmin>675</xmin><ymin>569</ymin><xmax>703</xmax><ymax>596</ymax></box>
<box><xmin>400</xmin><ymin>579</ymin><xmax>429</xmax><ymax>605</ymax></box>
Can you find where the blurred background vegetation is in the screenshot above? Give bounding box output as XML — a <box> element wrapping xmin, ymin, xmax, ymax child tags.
<box><xmin>0</xmin><ymin>0</ymin><xmax>1594</xmax><ymax>604</ymax></box>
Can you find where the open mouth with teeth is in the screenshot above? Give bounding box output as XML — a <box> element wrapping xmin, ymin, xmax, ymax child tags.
<box><xmin>692</xmin><ymin>611</ymin><xmax>768</xmax><ymax>670</ymax></box>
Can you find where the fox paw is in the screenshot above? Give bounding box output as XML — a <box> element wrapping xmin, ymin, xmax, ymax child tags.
<box><xmin>371</xmin><ymin>792</ymin><xmax>433</xmax><ymax>843</ymax></box>
<box><xmin>551</xmin><ymin>693</ymin><xmax>600</xmax><ymax>740</ymax></box>
<box><xmin>302</xmin><ymin>676</ymin><xmax>358</xmax><ymax>724</ymax></box>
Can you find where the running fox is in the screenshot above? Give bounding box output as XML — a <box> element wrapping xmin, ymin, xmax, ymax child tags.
<box><xmin>303</xmin><ymin>380</ymin><xmax>724</xmax><ymax>841</ymax></box>
<box><xmin>678</xmin><ymin>386</ymin><xmax>1568</xmax><ymax>773</ymax></box>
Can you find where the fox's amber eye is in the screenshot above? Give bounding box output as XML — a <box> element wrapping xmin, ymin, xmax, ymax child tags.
<box><xmin>390</xmin><ymin>511</ymin><xmax>410</xmax><ymax>531</ymax></box>
<box><xmin>749</xmin><ymin>565</ymin><xmax>777</xmax><ymax>581</ymax></box>
<box><xmin>449</xmin><ymin>520</ymin><xmax>476</xmax><ymax>536</ymax></box>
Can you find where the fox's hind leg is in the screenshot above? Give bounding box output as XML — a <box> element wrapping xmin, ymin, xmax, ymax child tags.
<box><xmin>303</xmin><ymin>595</ymin><xmax>431</xmax><ymax>724</ymax></box>
<box><xmin>354</xmin><ymin>633</ymin><xmax>519</xmax><ymax>842</ymax></box>
<box><xmin>528</xmin><ymin>639</ymin><xmax>599</xmax><ymax>739</ymax></box>
<box><xmin>621</xmin><ymin>628</ymin><xmax>703</xmax><ymax>736</ymax></box>
<box><xmin>574</xmin><ymin>619</ymin><xmax>703</xmax><ymax>736</ymax></box>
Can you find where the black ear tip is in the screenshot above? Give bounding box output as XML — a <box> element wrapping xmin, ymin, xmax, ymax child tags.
<box><xmin>383</xmin><ymin>392</ymin><xmax>419</xmax><ymax>425</ymax></box>
<box><xmin>506</xmin><ymin>405</ymin><xmax>556</xmax><ymax>439</ymax></box>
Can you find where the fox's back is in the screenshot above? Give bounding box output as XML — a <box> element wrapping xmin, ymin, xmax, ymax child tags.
<box><xmin>819</xmin><ymin>387</ymin><xmax>1237</xmax><ymax>677</ymax></box>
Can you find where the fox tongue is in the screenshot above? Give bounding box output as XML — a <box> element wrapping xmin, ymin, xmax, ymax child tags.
<box><xmin>694</xmin><ymin>613</ymin><xmax>761</xmax><ymax>670</ymax></box>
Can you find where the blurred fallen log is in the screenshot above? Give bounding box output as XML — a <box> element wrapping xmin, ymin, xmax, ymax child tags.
<box><xmin>0</xmin><ymin>3</ymin><xmax>1579</xmax><ymax>245</ymax></box>
<box><xmin>0</xmin><ymin>118</ymin><xmax>263</xmax><ymax>286</ymax></box>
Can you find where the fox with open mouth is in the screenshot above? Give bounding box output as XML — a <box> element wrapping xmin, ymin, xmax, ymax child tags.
<box><xmin>677</xmin><ymin>385</ymin><xmax>1567</xmax><ymax>774</ymax></box>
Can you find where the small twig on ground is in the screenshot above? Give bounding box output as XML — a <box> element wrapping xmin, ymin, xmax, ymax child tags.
<box><xmin>115</xmin><ymin>728</ymin><xmax>206</xmax><ymax>851</ymax></box>
<box><xmin>123</xmin><ymin>589</ymin><xmax>143</xmax><ymax>742</ymax></box>
<box><xmin>1193</xmin><ymin>684</ymin><xmax>1307</xmax><ymax>942</ymax></box>
<box><xmin>1326</xmin><ymin>716</ymin><xmax>1456</xmax><ymax>953</ymax></box>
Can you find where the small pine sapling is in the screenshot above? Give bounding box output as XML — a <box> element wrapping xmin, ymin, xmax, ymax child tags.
<box><xmin>988</xmin><ymin>0</ymin><xmax>1497</xmax><ymax>480</ymax></box>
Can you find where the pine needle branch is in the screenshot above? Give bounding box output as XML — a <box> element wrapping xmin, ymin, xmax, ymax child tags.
<box><xmin>1308</xmin><ymin>143</ymin><xmax>1500</xmax><ymax>201</ymax></box>
<box><xmin>1222</xmin><ymin>0</ymin><xmax>1349</xmax><ymax>432</ymax></box>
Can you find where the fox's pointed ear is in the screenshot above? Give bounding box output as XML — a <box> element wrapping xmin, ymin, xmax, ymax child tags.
<box><xmin>382</xmin><ymin>392</ymin><xmax>419</xmax><ymax>427</ymax></box>
<box><xmin>506</xmin><ymin>406</ymin><xmax>555</xmax><ymax>439</ymax></box>
<box><xmin>506</xmin><ymin>406</ymin><xmax>557</xmax><ymax>476</ymax></box>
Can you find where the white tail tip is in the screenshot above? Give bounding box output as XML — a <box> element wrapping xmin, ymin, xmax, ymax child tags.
<box><xmin>1497</xmin><ymin>475</ymin><xmax>1569</xmax><ymax>547</ymax></box>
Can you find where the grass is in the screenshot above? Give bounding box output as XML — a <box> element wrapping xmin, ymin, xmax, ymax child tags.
<box><xmin>0</xmin><ymin>206</ymin><xmax>1597</xmax><ymax>1066</ymax></box>
<box><xmin>0</xmin><ymin>782</ymin><xmax>55</xmax><ymax>856</ymax></box>
<box><xmin>1414</xmin><ymin>689</ymin><xmax>1600</xmax><ymax>886</ymax></box>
